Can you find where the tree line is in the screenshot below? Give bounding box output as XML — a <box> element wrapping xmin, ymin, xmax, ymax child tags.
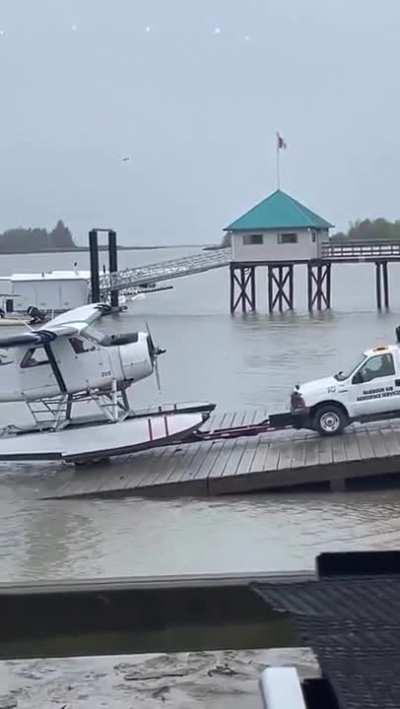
<box><xmin>0</xmin><ymin>220</ymin><xmax>76</xmax><ymax>252</ymax></box>
<box><xmin>331</xmin><ymin>218</ymin><xmax>400</xmax><ymax>242</ymax></box>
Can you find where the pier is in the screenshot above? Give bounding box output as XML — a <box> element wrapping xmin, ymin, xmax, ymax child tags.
<box><xmin>48</xmin><ymin>408</ymin><xmax>400</xmax><ymax>501</ymax></box>
<box><xmin>87</xmin><ymin>232</ymin><xmax>400</xmax><ymax>315</ymax></box>
<box><xmin>230</xmin><ymin>240</ymin><xmax>400</xmax><ymax>314</ymax></box>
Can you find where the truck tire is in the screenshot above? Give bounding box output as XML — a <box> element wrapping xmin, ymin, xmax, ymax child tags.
<box><xmin>313</xmin><ymin>404</ymin><xmax>348</xmax><ymax>436</ymax></box>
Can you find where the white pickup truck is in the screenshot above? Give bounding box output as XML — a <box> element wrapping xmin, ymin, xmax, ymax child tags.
<box><xmin>290</xmin><ymin>340</ymin><xmax>400</xmax><ymax>436</ymax></box>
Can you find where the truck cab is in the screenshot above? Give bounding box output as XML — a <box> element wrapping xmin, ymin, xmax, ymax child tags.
<box><xmin>291</xmin><ymin>344</ymin><xmax>400</xmax><ymax>435</ymax></box>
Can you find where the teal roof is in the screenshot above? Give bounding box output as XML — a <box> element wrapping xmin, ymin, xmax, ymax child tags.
<box><xmin>226</xmin><ymin>190</ymin><xmax>333</xmax><ymax>232</ymax></box>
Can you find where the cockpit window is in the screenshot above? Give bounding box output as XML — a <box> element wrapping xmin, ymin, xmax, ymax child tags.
<box><xmin>0</xmin><ymin>350</ymin><xmax>13</xmax><ymax>366</ymax></box>
<box><xmin>69</xmin><ymin>337</ymin><xmax>96</xmax><ymax>354</ymax></box>
<box><xmin>21</xmin><ymin>347</ymin><xmax>49</xmax><ymax>368</ymax></box>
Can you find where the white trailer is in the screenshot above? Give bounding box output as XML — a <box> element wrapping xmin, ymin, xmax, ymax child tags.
<box><xmin>0</xmin><ymin>271</ymin><xmax>90</xmax><ymax>314</ymax></box>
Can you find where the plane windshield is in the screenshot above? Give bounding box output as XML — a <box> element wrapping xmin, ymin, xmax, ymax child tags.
<box><xmin>334</xmin><ymin>355</ymin><xmax>366</xmax><ymax>381</ymax></box>
<box><xmin>82</xmin><ymin>325</ymin><xmax>103</xmax><ymax>344</ymax></box>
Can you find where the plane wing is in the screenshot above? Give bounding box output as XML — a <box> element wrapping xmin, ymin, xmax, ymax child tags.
<box><xmin>38</xmin><ymin>303</ymin><xmax>112</xmax><ymax>333</ymax></box>
<box><xmin>0</xmin><ymin>303</ymin><xmax>113</xmax><ymax>348</ymax></box>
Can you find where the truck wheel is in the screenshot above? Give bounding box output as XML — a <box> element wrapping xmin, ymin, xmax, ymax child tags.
<box><xmin>313</xmin><ymin>405</ymin><xmax>348</xmax><ymax>436</ymax></box>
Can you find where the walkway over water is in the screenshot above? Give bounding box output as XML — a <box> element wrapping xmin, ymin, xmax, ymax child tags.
<box><xmin>101</xmin><ymin>241</ymin><xmax>400</xmax><ymax>293</ymax></box>
<box><xmin>93</xmin><ymin>238</ymin><xmax>400</xmax><ymax>312</ymax></box>
<box><xmin>101</xmin><ymin>248</ymin><xmax>232</xmax><ymax>292</ymax></box>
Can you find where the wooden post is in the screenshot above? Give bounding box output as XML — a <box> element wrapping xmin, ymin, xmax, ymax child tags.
<box><xmin>230</xmin><ymin>265</ymin><xmax>256</xmax><ymax>314</ymax></box>
<box><xmin>230</xmin><ymin>265</ymin><xmax>235</xmax><ymax>314</ymax></box>
<box><xmin>307</xmin><ymin>262</ymin><xmax>331</xmax><ymax>312</ymax></box>
<box><xmin>267</xmin><ymin>264</ymin><xmax>294</xmax><ymax>312</ymax></box>
<box><xmin>376</xmin><ymin>262</ymin><xmax>382</xmax><ymax>310</ymax></box>
<box><xmin>383</xmin><ymin>261</ymin><xmax>389</xmax><ymax>309</ymax></box>
<box><xmin>307</xmin><ymin>263</ymin><xmax>313</xmax><ymax>312</ymax></box>
<box><xmin>317</xmin><ymin>265</ymin><xmax>322</xmax><ymax>310</ymax></box>
<box><xmin>268</xmin><ymin>266</ymin><xmax>273</xmax><ymax>313</ymax></box>
<box><xmin>289</xmin><ymin>265</ymin><xmax>294</xmax><ymax>309</ymax></box>
<box><xmin>89</xmin><ymin>229</ymin><xmax>100</xmax><ymax>303</ymax></box>
<box><xmin>250</xmin><ymin>267</ymin><xmax>256</xmax><ymax>311</ymax></box>
<box><xmin>240</xmin><ymin>268</ymin><xmax>246</xmax><ymax>313</ymax></box>
<box><xmin>326</xmin><ymin>262</ymin><xmax>332</xmax><ymax>309</ymax></box>
<box><xmin>108</xmin><ymin>230</ymin><xmax>119</xmax><ymax>309</ymax></box>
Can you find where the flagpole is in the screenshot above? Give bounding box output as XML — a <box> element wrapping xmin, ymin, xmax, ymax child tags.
<box><xmin>276</xmin><ymin>138</ymin><xmax>280</xmax><ymax>190</ymax></box>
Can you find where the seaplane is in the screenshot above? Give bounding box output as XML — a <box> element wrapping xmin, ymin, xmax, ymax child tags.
<box><xmin>0</xmin><ymin>303</ymin><xmax>214</xmax><ymax>463</ymax></box>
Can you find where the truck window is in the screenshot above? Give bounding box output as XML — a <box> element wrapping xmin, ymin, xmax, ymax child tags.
<box><xmin>335</xmin><ymin>354</ymin><xmax>366</xmax><ymax>381</ymax></box>
<box><xmin>353</xmin><ymin>353</ymin><xmax>395</xmax><ymax>384</ymax></box>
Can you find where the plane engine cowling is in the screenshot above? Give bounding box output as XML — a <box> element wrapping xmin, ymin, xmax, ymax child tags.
<box><xmin>118</xmin><ymin>332</ymin><xmax>153</xmax><ymax>383</ymax></box>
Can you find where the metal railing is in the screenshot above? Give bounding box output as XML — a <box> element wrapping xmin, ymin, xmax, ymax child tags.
<box><xmin>321</xmin><ymin>240</ymin><xmax>400</xmax><ymax>260</ymax></box>
<box><xmin>100</xmin><ymin>248</ymin><xmax>232</xmax><ymax>292</ymax></box>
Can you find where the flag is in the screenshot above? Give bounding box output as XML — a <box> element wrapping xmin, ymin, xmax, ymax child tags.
<box><xmin>277</xmin><ymin>132</ymin><xmax>287</xmax><ymax>150</ymax></box>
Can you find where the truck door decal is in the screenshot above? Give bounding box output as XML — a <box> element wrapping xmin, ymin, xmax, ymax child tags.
<box><xmin>356</xmin><ymin>385</ymin><xmax>400</xmax><ymax>402</ymax></box>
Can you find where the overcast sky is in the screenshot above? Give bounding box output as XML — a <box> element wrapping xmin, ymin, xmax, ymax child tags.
<box><xmin>1</xmin><ymin>0</ymin><xmax>399</xmax><ymax>244</ymax></box>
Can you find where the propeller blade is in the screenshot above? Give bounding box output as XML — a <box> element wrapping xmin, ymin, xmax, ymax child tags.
<box><xmin>154</xmin><ymin>357</ymin><xmax>161</xmax><ymax>391</ymax></box>
<box><xmin>145</xmin><ymin>321</ymin><xmax>162</xmax><ymax>390</ymax></box>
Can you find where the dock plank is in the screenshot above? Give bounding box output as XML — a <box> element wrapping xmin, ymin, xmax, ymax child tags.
<box><xmin>207</xmin><ymin>411</ymin><xmax>248</xmax><ymax>478</ymax></box>
<box><xmin>229</xmin><ymin>410</ymin><xmax>261</xmax><ymax>476</ymax></box>
<box><xmin>330</xmin><ymin>435</ymin><xmax>346</xmax><ymax>464</ymax></box>
<box><xmin>201</xmin><ymin>410</ymin><xmax>231</xmax><ymax>432</ymax></box>
<box><xmin>290</xmin><ymin>441</ymin><xmax>307</xmax><ymax>469</ymax></box>
<box><xmin>368</xmin><ymin>429</ymin><xmax>389</xmax><ymax>459</ymax></box>
<box><xmin>304</xmin><ymin>438</ymin><xmax>320</xmax><ymax>468</ymax></box>
<box><xmin>277</xmin><ymin>442</ymin><xmax>295</xmax><ymax>471</ymax></box>
<box><xmin>380</xmin><ymin>428</ymin><xmax>400</xmax><ymax>458</ymax></box>
<box><xmin>187</xmin><ymin>441</ymin><xmax>216</xmax><ymax>479</ymax></box>
<box><xmin>163</xmin><ymin>442</ymin><xmax>206</xmax><ymax>484</ymax></box>
<box><xmin>355</xmin><ymin>430</ymin><xmax>375</xmax><ymax>460</ymax></box>
<box><xmin>249</xmin><ymin>438</ymin><xmax>269</xmax><ymax>472</ymax></box>
<box><xmin>47</xmin><ymin>408</ymin><xmax>400</xmax><ymax>501</ymax></box>
<box><xmin>263</xmin><ymin>442</ymin><xmax>281</xmax><ymax>472</ymax></box>
<box><xmin>219</xmin><ymin>439</ymin><xmax>248</xmax><ymax>477</ymax></box>
<box><xmin>235</xmin><ymin>437</ymin><xmax>259</xmax><ymax>476</ymax></box>
<box><xmin>317</xmin><ymin>436</ymin><xmax>334</xmax><ymax>466</ymax></box>
<box><xmin>129</xmin><ymin>446</ymin><xmax>177</xmax><ymax>489</ymax></box>
<box><xmin>343</xmin><ymin>432</ymin><xmax>361</xmax><ymax>462</ymax></box>
<box><xmin>192</xmin><ymin>441</ymin><xmax>227</xmax><ymax>482</ymax></box>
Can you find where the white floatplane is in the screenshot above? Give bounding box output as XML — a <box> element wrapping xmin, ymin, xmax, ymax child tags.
<box><xmin>0</xmin><ymin>303</ymin><xmax>214</xmax><ymax>462</ymax></box>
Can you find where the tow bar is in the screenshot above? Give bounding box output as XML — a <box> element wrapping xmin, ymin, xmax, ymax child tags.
<box><xmin>184</xmin><ymin>412</ymin><xmax>297</xmax><ymax>443</ymax></box>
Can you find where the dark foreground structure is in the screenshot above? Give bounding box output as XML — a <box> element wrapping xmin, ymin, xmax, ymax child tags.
<box><xmin>2</xmin><ymin>551</ymin><xmax>400</xmax><ymax>708</ymax></box>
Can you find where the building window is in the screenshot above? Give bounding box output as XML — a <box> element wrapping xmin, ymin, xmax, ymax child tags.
<box><xmin>277</xmin><ymin>233</ymin><xmax>298</xmax><ymax>244</ymax></box>
<box><xmin>243</xmin><ymin>234</ymin><xmax>263</xmax><ymax>245</ymax></box>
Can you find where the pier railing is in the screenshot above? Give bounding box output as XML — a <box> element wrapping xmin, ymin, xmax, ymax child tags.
<box><xmin>321</xmin><ymin>240</ymin><xmax>400</xmax><ymax>260</ymax></box>
<box><xmin>101</xmin><ymin>248</ymin><xmax>232</xmax><ymax>292</ymax></box>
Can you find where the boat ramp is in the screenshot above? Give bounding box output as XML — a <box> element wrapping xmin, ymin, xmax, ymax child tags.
<box><xmin>48</xmin><ymin>407</ymin><xmax>400</xmax><ymax>500</ymax></box>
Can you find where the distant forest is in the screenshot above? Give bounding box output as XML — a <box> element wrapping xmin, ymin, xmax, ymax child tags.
<box><xmin>0</xmin><ymin>220</ymin><xmax>76</xmax><ymax>252</ymax></box>
<box><xmin>331</xmin><ymin>219</ymin><xmax>400</xmax><ymax>242</ymax></box>
<box><xmin>221</xmin><ymin>218</ymin><xmax>400</xmax><ymax>247</ymax></box>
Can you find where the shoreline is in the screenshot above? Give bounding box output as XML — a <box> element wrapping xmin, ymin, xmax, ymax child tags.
<box><xmin>0</xmin><ymin>244</ymin><xmax>211</xmax><ymax>256</ymax></box>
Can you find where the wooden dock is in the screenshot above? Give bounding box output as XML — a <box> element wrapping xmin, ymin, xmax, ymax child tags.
<box><xmin>48</xmin><ymin>408</ymin><xmax>400</xmax><ymax>500</ymax></box>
